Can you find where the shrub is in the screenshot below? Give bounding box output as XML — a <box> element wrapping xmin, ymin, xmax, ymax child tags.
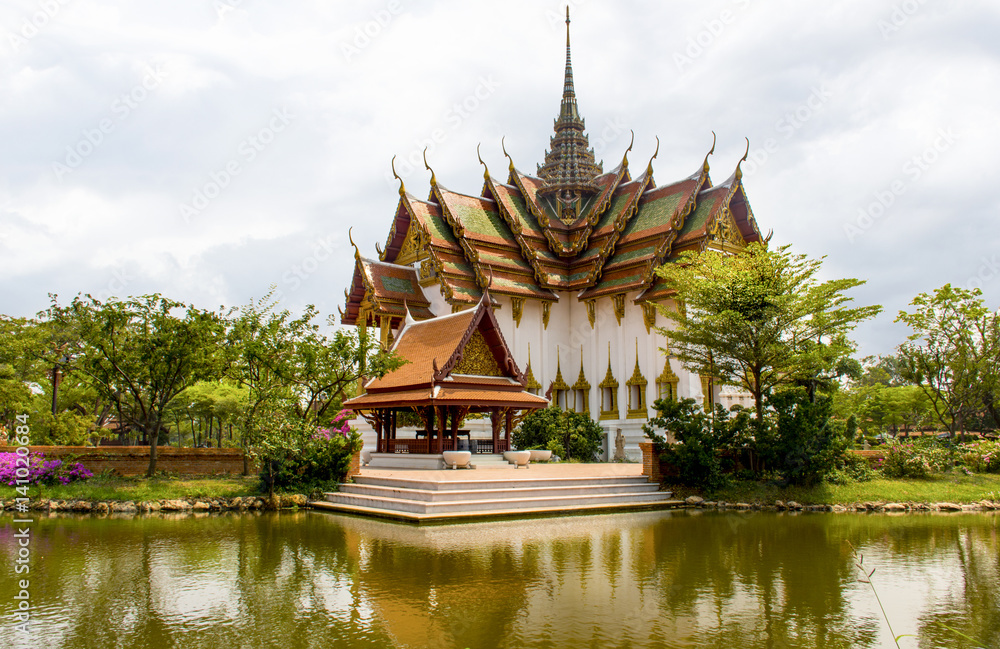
<box><xmin>0</xmin><ymin>452</ymin><xmax>93</xmax><ymax>486</ymax></box>
<box><xmin>827</xmin><ymin>451</ymin><xmax>878</xmax><ymax>484</ymax></box>
<box><xmin>957</xmin><ymin>440</ymin><xmax>1000</xmax><ymax>474</ymax></box>
<box><xmin>643</xmin><ymin>398</ymin><xmax>748</xmax><ymax>492</ymax></box>
<box><xmin>757</xmin><ymin>389</ymin><xmax>850</xmax><ymax>486</ymax></box>
<box><xmin>258</xmin><ymin>410</ymin><xmax>363</xmax><ymax>496</ymax></box>
<box><xmin>512</xmin><ymin>407</ymin><xmax>603</xmax><ymax>461</ymax></box>
<box><xmin>879</xmin><ymin>438</ymin><xmax>953</xmax><ymax>478</ymax></box>
<box><xmin>26</xmin><ymin>410</ymin><xmax>93</xmax><ymax>446</ymax></box>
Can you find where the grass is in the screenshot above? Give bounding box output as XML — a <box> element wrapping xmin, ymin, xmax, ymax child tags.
<box><xmin>22</xmin><ymin>474</ymin><xmax>262</xmax><ymax>502</ymax></box>
<box><xmin>671</xmin><ymin>473</ymin><xmax>1000</xmax><ymax>506</ymax></box>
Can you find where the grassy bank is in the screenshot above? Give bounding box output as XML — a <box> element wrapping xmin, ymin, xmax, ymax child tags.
<box><xmin>672</xmin><ymin>473</ymin><xmax>1000</xmax><ymax>505</ymax></box>
<box><xmin>15</xmin><ymin>474</ymin><xmax>261</xmax><ymax>502</ymax></box>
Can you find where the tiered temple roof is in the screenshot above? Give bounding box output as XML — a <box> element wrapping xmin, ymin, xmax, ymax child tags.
<box><xmin>341</xmin><ymin>10</ymin><xmax>763</xmax><ymax>327</ymax></box>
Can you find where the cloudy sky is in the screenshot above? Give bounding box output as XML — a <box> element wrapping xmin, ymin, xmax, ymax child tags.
<box><xmin>2</xmin><ymin>0</ymin><xmax>998</xmax><ymax>357</ymax></box>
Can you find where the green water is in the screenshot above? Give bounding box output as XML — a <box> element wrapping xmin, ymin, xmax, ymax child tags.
<box><xmin>1</xmin><ymin>510</ymin><xmax>997</xmax><ymax>649</ymax></box>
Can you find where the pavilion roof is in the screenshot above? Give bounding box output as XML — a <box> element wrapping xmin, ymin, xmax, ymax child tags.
<box><xmin>345</xmin><ymin>292</ymin><xmax>548</xmax><ymax>411</ymax></box>
<box><xmin>340</xmin><ymin>16</ymin><xmax>766</xmax><ymax>322</ymax></box>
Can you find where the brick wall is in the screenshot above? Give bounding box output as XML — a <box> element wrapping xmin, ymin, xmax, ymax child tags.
<box><xmin>0</xmin><ymin>446</ymin><xmax>248</xmax><ymax>476</ymax></box>
<box><xmin>850</xmin><ymin>449</ymin><xmax>886</xmax><ymax>464</ymax></box>
<box><xmin>345</xmin><ymin>450</ymin><xmax>361</xmax><ymax>481</ymax></box>
<box><xmin>639</xmin><ymin>442</ymin><xmax>661</xmax><ymax>484</ymax></box>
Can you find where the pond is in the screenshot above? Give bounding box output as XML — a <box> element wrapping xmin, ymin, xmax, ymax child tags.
<box><xmin>1</xmin><ymin>510</ymin><xmax>997</xmax><ymax>648</ymax></box>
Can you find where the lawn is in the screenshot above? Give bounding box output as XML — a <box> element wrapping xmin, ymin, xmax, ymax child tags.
<box><xmin>20</xmin><ymin>474</ymin><xmax>261</xmax><ymax>502</ymax></box>
<box><xmin>672</xmin><ymin>473</ymin><xmax>1000</xmax><ymax>505</ymax></box>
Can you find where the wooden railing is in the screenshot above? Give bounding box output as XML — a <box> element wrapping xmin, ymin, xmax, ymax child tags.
<box><xmin>380</xmin><ymin>438</ymin><xmax>509</xmax><ymax>454</ymax></box>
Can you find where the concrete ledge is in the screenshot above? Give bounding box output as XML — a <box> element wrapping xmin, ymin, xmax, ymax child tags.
<box><xmin>366</xmin><ymin>453</ymin><xmax>446</xmax><ymax>470</ymax></box>
<box><xmin>309</xmin><ymin>498</ymin><xmax>687</xmax><ymax>523</ymax></box>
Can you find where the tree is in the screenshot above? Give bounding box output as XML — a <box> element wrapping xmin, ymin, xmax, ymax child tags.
<box><xmin>512</xmin><ymin>406</ymin><xmax>603</xmax><ymax>460</ymax></box>
<box><xmin>227</xmin><ymin>290</ymin><xmax>402</xmax><ymax>475</ymax></box>
<box><xmin>0</xmin><ymin>316</ymin><xmax>44</xmax><ymax>433</ymax></box>
<box><xmin>51</xmin><ymin>295</ymin><xmax>225</xmax><ymax>476</ymax></box>
<box><xmin>896</xmin><ymin>284</ymin><xmax>1000</xmax><ymax>437</ymax></box>
<box><xmin>654</xmin><ymin>243</ymin><xmax>882</xmax><ymax>422</ymax></box>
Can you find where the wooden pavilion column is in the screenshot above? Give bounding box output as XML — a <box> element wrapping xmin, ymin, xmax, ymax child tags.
<box><xmin>374</xmin><ymin>411</ymin><xmax>383</xmax><ymax>453</ymax></box>
<box><xmin>425</xmin><ymin>406</ymin><xmax>435</xmax><ymax>437</ymax></box>
<box><xmin>449</xmin><ymin>406</ymin><xmax>461</xmax><ymax>452</ymax></box>
<box><xmin>490</xmin><ymin>407</ymin><xmax>500</xmax><ymax>451</ymax></box>
<box><xmin>436</xmin><ymin>405</ymin><xmax>446</xmax><ymax>454</ymax></box>
<box><xmin>505</xmin><ymin>409</ymin><xmax>514</xmax><ymax>453</ymax></box>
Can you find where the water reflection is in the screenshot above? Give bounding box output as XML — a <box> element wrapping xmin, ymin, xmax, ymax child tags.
<box><xmin>0</xmin><ymin>511</ymin><xmax>996</xmax><ymax>649</ymax></box>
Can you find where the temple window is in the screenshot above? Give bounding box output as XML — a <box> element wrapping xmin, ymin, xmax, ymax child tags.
<box><xmin>598</xmin><ymin>343</ymin><xmax>619</xmax><ymax>421</ymax></box>
<box><xmin>626</xmin><ymin>340</ymin><xmax>648</xmax><ymax>420</ymax></box>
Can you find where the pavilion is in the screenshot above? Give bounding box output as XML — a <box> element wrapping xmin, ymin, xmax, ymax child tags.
<box><xmin>343</xmin><ymin>288</ymin><xmax>548</xmax><ymax>462</ymax></box>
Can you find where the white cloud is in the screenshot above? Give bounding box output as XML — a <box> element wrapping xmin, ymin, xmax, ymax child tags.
<box><xmin>1</xmin><ymin>0</ymin><xmax>998</xmax><ymax>356</ymax></box>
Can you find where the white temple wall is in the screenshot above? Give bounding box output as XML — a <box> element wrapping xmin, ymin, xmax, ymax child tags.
<box><xmin>400</xmin><ymin>285</ymin><xmax>706</xmax><ymax>462</ymax></box>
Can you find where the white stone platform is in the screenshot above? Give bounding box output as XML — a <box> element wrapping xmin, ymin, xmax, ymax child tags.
<box><xmin>365</xmin><ymin>453</ymin><xmax>513</xmax><ymax>470</ymax></box>
<box><xmin>313</xmin><ymin>463</ymin><xmax>680</xmax><ymax>522</ymax></box>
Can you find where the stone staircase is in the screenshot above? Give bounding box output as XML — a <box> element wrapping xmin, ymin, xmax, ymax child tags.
<box><xmin>313</xmin><ymin>474</ymin><xmax>679</xmax><ymax>522</ymax></box>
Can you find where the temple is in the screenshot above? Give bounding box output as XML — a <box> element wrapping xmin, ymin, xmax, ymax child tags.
<box><xmin>341</xmin><ymin>9</ymin><xmax>763</xmax><ymax>460</ymax></box>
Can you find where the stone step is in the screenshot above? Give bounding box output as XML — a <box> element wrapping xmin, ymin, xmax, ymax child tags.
<box><xmin>352</xmin><ymin>474</ymin><xmax>652</xmax><ymax>492</ymax></box>
<box><xmin>338</xmin><ymin>481</ymin><xmax>660</xmax><ymax>503</ymax></box>
<box><xmin>310</xmin><ymin>498</ymin><xmax>686</xmax><ymax>523</ymax></box>
<box><xmin>323</xmin><ymin>489</ymin><xmax>676</xmax><ymax>515</ymax></box>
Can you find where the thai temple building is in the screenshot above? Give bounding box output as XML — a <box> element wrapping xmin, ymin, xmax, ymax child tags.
<box><xmin>341</xmin><ymin>10</ymin><xmax>764</xmax><ymax>460</ymax></box>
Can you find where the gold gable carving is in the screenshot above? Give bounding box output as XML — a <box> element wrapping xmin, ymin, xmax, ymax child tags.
<box><xmin>396</xmin><ymin>223</ymin><xmax>428</xmax><ymax>266</ymax></box>
<box><xmin>453</xmin><ymin>330</ymin><xmax>503</xmax><ymax>377</ymax></box>
<box><xmin>711</xmin><ymin>209</ymin><xmax>745</xmax><ymax>249</ymax></box>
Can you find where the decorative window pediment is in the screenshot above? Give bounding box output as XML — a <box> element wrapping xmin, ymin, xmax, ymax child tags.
<box><xmin>598</xmin><ymin>343</ymin><xmax>619</xmax><ymax>421</ymax></box>
<box><xmin>524</xmin><ymin>343</ymin><xmax>541</xmax><ymax>395</ymax></box>
<box><xmin>549</xmin><ymin>346</ymin><xmax>570</xmax><ymax>409</ymax></box>
<box><xmin>656</xmin><ymin>356</ymin><xmax>679</xmax><ymax>403</ymax></box>
<box><xmin>626</xmin><ymin>339</ymin><xmax>648</xmax><ymax>420</ymax></box>
<box><xmin>571</xmin><ymin>347</ymin><xmax>590</xmax><ymax>414</ymax></box>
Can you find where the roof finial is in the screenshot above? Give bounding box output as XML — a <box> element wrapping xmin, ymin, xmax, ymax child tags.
<box><xmin>566</xmin><ymin>5</ymin><xmax>571</xmax><ymax>48</ymax></box>
<box><xmin>348</xmin><ymin>227</ymin><xmax>360</xmax><ymax>260</ymax></box>
<box><xmin>735</xmin><ymin>137</ymin><xmax>750</xmax><ymax>181</ymax></box>
<box><xmin>537</xmin><ymin>4</ymin><xmax>603</xmax><ymax>192</ymax></box>
<box><xmin>391</xmin><ymin>155</ymin><xmax>406</xmax><ymax>196</ymax></box>
<box><xmin>501</xmin><ymin>136</ymin><xmax>514</xmax><ymax>172</ymax></box>
<box><xmin>423</xmin><ymin>147</ymin><xmax>437</xmax><ymax>186</ymax></box>
<box><xmin>403</xmin><ymin>299</ymin><xmax>416</xmax><ymax>328</ymax></box>
<box><xmin>477</xmin><ymin>143</ymin><xmax>490</xmax><ymax>181</ymax></box>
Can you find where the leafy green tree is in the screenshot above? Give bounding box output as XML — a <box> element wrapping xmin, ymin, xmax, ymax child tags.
<box><xmin>227</xmin><ymin>290</ymin><xmax>402</xmax><ymax>477</ymax></box>
<box><xmin>757</xmin><ymin>389</ymin><xmax>851</xmax><ymax>486</ymax></box>
<box><xmin>512</xmin><ymin>406</ymin><xmax>603</xmax><ymax>460</ymax></box>
<box><xmin>896</xmin><ymin>284</ymin><xmax>1000</xmax><ymax>437</ymax></box>
<box><xmin>51</xmin><ymin>294</ymin><xmax>225</xmax><ymax>476</ymax></box>
<box><xmin>165</xmin><ymin>380</ymin><xmax>247</xmax><ymax>447</ymax></box>
<box><xmin>655</xmin><ymin>243</ymin><xmax>881</xmax><ymax>422</ymax></box>
<box><xmin>643</xmin><ymin>398</ymin><xmax>752</xmax><ymax>491</ymax></box>
<box><xmin>0</xmin><ymin>316</ymin><xmax>44</xmax><ymax>433</ymax></box>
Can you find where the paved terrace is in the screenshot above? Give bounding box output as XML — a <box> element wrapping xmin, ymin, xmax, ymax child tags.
<box><xmin>356</xmin><ymin>462</ymin><xmax>647</xmax><ymax>482</ymax></box>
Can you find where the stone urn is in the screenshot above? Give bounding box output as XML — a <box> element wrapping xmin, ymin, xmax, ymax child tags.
<box><xmin>442</xmin><ymin>450</ymin><xmax>473</xmax><ymax>469</ymax></box>
<box><xmin>361</xmin><ymin>450</ymin><xmax>372</xmax><ymax>466</ymax></box>
<box><xmin>528</xmin><ymin>449</ymin><xmax>552</xmax><ymax>462</ymax></box>
<box><xmin>503</xmin><ymin>450</ymin><xmax>531</xmax><ymax>468</ymax></box>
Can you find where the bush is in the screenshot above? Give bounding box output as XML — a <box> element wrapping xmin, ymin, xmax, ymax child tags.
<box><xmin>258</xmin><ymin>410</ymin><xmax>362</xmax><ymax>496</ymax></box>
<box><xmin>512</xmin><ymin>407</ymin><xmax>603</xmax><ymax>461</ymax></box>
<box><xmin>27</xmin><ymin>410</ymin><xmax>94</xmax><ymax>446</ymax></box>
<box><xmin>958</xmin><ymin>440</ymin><xmax>1000</xmax><ymax>473</ymax></box>
<box><xmin>757</xmin><ymin>389</ymin><xmax>850</xmax><ymax>486</ymax></box>
<box><xmin>879</xmin><ymin>438</ymin><xmax>953</xmax><ymax>478</ymax></box>
<box><xmin>0</xmin><ymin>451</ymin><xmax>93</xmax><ymax>486</ymax></box>
<box><xmin>827</xmin><ymin>451</ymin><xmax>878</xmax><ymax>484</ymax></box>
<box><xmin>643</xmin><ymin>398</ymin><xmax>749</xmax><ymax>492</ymax></box>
